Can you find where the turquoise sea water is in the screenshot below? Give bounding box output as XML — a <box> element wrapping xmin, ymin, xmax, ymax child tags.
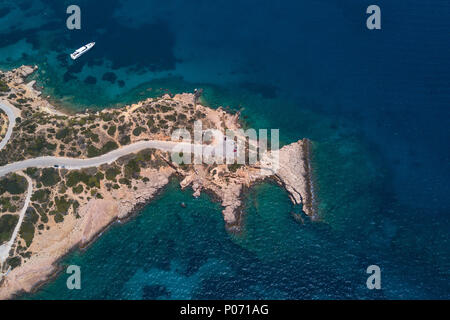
<box><xmin>0</xmin><ymin>0</ymin><xmax>448</xmax><ymax>299</ymax></box>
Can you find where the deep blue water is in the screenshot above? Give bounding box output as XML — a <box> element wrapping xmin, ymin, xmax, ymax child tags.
<box><xmin>0</xmin><ymin>0</ymin><xmax>448</xmax><ymax>299</ymax></box>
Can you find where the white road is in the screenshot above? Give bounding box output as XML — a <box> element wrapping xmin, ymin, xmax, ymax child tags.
<box><xmin>0</xmin><ymin>101</ymin><xmax>18</xmax><ymax>151</ymax></box>
<box><xmin>0</xmin><ymin>140</ymin><xmax>237</xmax><ymax>177</ymax></box>
<box><xmin>0</xmin><ymin>101</ymin><xmax>240</xmax><ymax>178</ymax></box>
<box><xmin>0</xmin><ymin>173</ymin><xmax>33</xmax><ymax>264</ymax></box>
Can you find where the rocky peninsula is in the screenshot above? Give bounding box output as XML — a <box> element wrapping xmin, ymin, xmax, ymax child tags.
<box><xmin>0</xmin><ymin>66</ymin><xmax>316</xmax><ymax>299</ymax></box>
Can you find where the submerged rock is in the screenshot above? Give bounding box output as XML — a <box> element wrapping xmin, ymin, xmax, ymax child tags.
<box><xmin>102</xmin><ymin>72</ymin><xmax>117</xmax><ymax>83</ymax></box>
<box><xmin>84</xmin><ymin>76</ymin><xmax>97</xmax><ymax>85</ymax></box>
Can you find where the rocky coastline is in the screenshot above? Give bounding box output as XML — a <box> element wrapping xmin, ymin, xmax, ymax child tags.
<box><xmin>0</xmin><ymin>66</ymin><xmax>316</xmax><ymax>299</ymax></box>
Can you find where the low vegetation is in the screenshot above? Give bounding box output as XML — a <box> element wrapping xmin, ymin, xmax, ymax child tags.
<box><xmin>0</xmin><ymin>173</ymin><xmax>27</xmax><ymax>195</ymax></box>
<box><xmin>0</xmin><ymin>79</ymin><xmax>9</xmax><ymax>92</ymax></box>
<box><xmin>0</xmin><ymin>214</ymin><xmax>18</xmax><ymax>244</ymax></box>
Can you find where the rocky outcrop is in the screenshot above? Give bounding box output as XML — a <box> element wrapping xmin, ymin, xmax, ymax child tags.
<box><xmin>174</xmin><ymin>138</ymin><xmax>316</xmax><ymax>230</ymax></box>
<box><xmin>1</xmin><ymin>65</ymin><xmax>36</xmax><ymax>85</ymax></box>
<box><xmin>0</xmin><ymin>66</ymin><xmax>317</xmax><ymax>298</ymax></box>
<box><xmin>274</xmin><ymin>139</ymin><xmax>315</xmax><ymax>217</ymax></box>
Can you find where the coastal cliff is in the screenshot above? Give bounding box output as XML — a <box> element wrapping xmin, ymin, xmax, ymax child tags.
<box><xmin>0</xmin><ymin>66</ymin><xmax>316</xmax><ymax>299</ymax></box>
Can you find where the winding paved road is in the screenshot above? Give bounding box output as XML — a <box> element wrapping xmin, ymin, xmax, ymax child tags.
<box><xmin>0</xmin><ymin>101</ymin><xmax>240</xmax><ymax>178</ymax></box>
<box><xmin>0</xmin><ymin>140</ymin><xmax>237</xmax><ymax>177</ymax></box>
<box><xmin>0</xmin><ymin>101</ymin><xmax>17</xmax><ymax>151</ymax></box>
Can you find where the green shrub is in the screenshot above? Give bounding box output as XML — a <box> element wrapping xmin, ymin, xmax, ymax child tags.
<box><xmin>40</xmin><ymin>168</ymin><xmax>60</xmax><ymax>186</ymax></box>
<box><xmin>72</xmin><ymin>184</ymin><xmax>84</xmax><ymax>194</ymax></box>
<box><xmin>228</xmin><ymin>163</ymin><xmax>242</xmax><ymax>173</ymax></box>
<box><xmin>0</xmin><ymin>79</ymin><xmax>9</xmax><ymax>92</ymax></box>
<box><xmin>31</xmin><ymin>189</ymin><xmax>50</xmax><ymax>203</ymax></box>
<box><xmin>87</xmin><ymin>141</ymin><xmax>118</xmax><ymax>158</ymax></box>
<box><xmin>147</xmin><ymin>117</ymin><xmax>154</xmax><ymax>127</ymax></box>
<box><xmin>118</xmin><ymin>178</ymin><xmax>131</xmax><ymax>186</ymax></box>
<box><xmin>33</xmin><ymin>203</ymin><xmax>48</xmax><ymax>223</ymax></box>
<box><xmin>25</xmin><ymin>167</ymin><xmax>38</xmax><ymax>176</ymax></box>
<box><xmin>132</xmin><ymin>126</ymin><xmax>145</xmax><ymax>136</ymax></box>
<box><xmin>164</xmin><ymin>114</ymin><xmax>176</xmax><ymax>122</ymax></box>
<box><xmin>120</xmin><ymin>135</ymin><xmax>130</xmax><ymax>145</ymax></box>
<box><xmin>101</xmin><ymin>112</ymin><xmax>113</xmax><ymax>122</ymax></box>
<box><xmin>24</xmin><ymin>207</ymin><xmax>39</xmax><ymax>224</ymax></box>
<box><xmin>28</xmin><ymin>136</ymin><xmax>56</xmax><ymax>156</ymax></box>
<box><xmin>150</xmin><ymin>127</ymin><xmax>158</xmax><ymax>134</ymax></box>
<box><xmin>105</xmin><ymin>167</ymin><xmax>121</xmax><ymax>181</ymax></box>
<box><xmin>0</xmin><ymin>214</ymin><xmax>19</xmax><ymax>243</ymax></box>
<box><xmin>107</xmin><ymin>125</ymin><xmax>116</xmax><ymax>136</ymax></box>
<box><xmin>54</xmin><ymin>196</ymin><xmax>71</xmax><ymax>214</ymax></box>
<box><xmin>66</xmin><ymin>171</ymin><xmax>87</xmax><ymax>187</ymax></box>
<box><xmin>87</xmin><ymin>145</ymin><xmax>101</xmax><ymax>158</ymax></box>
<box><xmin>54</xmin><ymin>213</ymin><xmax>64</xmax><ymax>223</ymax></box>
<box><xmin>6</xmin><ymin>256</ymin><xmax>21</xmax><ymax>269</ymax></box>
<box><xmin>72</xmin><ymin>200</ymin><xmax>80</xmax><ymax>213</ymax></box>
<box><xmin>66</xmin><ymin>170</ymin><xmax>102</xmax><ymax>188</ymax></box>
<box><xmin>0</xmin><ymin>197</ymin><xmax>14</xmax><ymax>212</ymax></box>
<box><xmin>124</xmin><ymin>159</ymin><xmax>140</xmax><ymax>178</ymax></box>
<box><xmin>56</xmin><ymin>128</ymin><xmax>70</xmax><ymax>140</ymax></box>
<box><xmin>160</xmin><ymin>105</ymin><xmax>172</xmax><ymax>113</ymax></box>
<box><xmin>101</xmin><ymin>141</ymin><xmax>118</xmax><ymax>153</ymax></box>
<box><xmin>0</xmin><ymin>174</ymin><xmax>27</xmax><ymax>195</ymax></box>
<box><xmin>19</xmin><ymin>221</ymin><xmax>34</xmax><ymax>247</ymax></box>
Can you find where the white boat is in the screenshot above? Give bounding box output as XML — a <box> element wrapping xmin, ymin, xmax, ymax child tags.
<box><xmin>70</xmin><ymin>42</ymin><xmax>95</xmax><ymax>60</ymax></box>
